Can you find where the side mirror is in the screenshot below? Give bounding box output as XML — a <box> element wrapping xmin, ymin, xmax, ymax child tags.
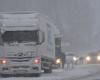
<box><xmin>37</xmin><ymin>30</ymin><xmax>44</xmax><ymax>45</ymax></box>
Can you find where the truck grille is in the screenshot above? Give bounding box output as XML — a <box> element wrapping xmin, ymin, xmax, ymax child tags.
<box><xmin>12</xmin><ymin>66</ymin><xmax>29</xmax><ymax>68</ymax></box>
<box><xmin>10</xmin><ymin>59</ymin><xmax>29</xmax><ymax>62</ymax></box>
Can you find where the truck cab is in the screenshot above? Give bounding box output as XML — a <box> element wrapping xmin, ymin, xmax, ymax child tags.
<box><xmin>0</xmin><ymin>12</ymin><xmax>56</xmax><ymax>77</ymax></box>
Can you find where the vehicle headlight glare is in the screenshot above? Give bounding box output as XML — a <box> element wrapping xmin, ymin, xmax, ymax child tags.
<box><xmin>56</xmin><ymin>58</ymin><xmax>61</xmax><ymax>64</ymax></box>
<box><xmin>73</xmin><ymin>57</ymin><xmax>77</xmax><ymax>61</ymax></box>
<box><xmin>97</xmin><ymin>56</ymin><xmax>100</xmax><ymax>61</ymax></box>
<box><xmin>86</xmin><ymin>56</ymin><xmax>91</xmax><ymax>61</ymax></box>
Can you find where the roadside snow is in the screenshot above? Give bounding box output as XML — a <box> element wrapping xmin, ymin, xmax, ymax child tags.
<box><xmin>61</xmin><ymin>64</ymin><xmax>100</xmax><ymax>80</ymax></box>
<box><xmin>0</xmin><ymin>64</ymin><xmax>100</xmax><ymax>80</ymax></box>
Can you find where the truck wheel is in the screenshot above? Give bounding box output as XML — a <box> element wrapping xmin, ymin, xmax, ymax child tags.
<box><xmin>23</xmin><ymin>73</ymin><xmax>41</xmax><ymax>77</ymax></box>
<box><xmin>44</xmin><ymin>68</ymin><xmax>52</xmax><ymax>73</ymax></box>
<box><xmin>34</xmin><ymin>73</ymin><xmax>41</xmax><ymax>77</ymax></box>
<box><xmin>31</xmin><ymin>73</ymin><xmax>41</xmax><ymax>77</ymax></box>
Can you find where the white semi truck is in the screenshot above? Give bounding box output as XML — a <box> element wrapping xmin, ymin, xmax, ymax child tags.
<box><xmin>0</xmin><ymin>12</ymin><xmax>58</xmax><ymax>77</ymax></box>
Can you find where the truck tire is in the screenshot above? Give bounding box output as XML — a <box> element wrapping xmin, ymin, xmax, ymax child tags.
<box><xmin>44</xmin><ymin>67</ymin><xmax>52</xmax><ymax>73</ymax></box>
<box><xmin>23</xmin><ymin>73</ymin><xmax>41</xmax><ymax>77</ymax></box>
<box><xmin>34</xmin><ymin>73</ymin><xmax>41</xmax><ymax>77</ymax></box>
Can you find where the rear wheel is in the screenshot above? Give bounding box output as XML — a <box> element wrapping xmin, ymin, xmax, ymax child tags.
<box><xmin>23</xmin><ymin>73</ymin><xmax>41</xmax><ymax>77</ymax></box>
<box><xmin>44</xmin><ymin>67</ymin><xmax>52</xmax><ymax>73</ymax></box>
<box><xmin>34</xmin><ymin>73</ymin><xmax>41</xmax><ymax>77</ymax></box>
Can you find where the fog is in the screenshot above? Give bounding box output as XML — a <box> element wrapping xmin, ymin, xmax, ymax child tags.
<box><xmin>0</xmin><ymin>0</ymin><xmax>100</xmax><ymax>54</ymax></box>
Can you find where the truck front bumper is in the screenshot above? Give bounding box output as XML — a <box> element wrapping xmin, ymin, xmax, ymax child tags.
<box><xmin>0</xmin><ymin>65</ymin><xmax>41</xmax><ymax>75</ymax></box>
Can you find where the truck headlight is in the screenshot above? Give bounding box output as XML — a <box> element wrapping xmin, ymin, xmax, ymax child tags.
<box><xmin>2</xmin><ymin>60</ymin><xmax>7</xmax><ymax>64</ymax></box>
<box><xmin>86</xmin><ymin>56</ymin><xmax>91</xmax><ymax>61</ymax></box>
<box><xmin>97</xmin><ymin>56</ymin><xmax>100</xmax><ymax>61</ymax></box>
<box><xmin>0</xmin><ymin>59</ymin><xmax>7</xmax><ymax>64</ymax></box>
<box><xmin>33</xmin><ymin>58</ymin><xmax>40</xmax><ymax>64</ymax></box>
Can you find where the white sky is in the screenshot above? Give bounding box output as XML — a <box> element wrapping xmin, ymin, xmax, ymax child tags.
<box><xmin>0</xmin><ymin>0</ymin><xmax>100</xmax><ymax>54</ymax></box>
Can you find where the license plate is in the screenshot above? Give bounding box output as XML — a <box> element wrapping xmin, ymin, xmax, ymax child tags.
<box><xmin>13</xmin><ymin>70</ymin><xmax>27</xmax><ymax>73</ymax></box>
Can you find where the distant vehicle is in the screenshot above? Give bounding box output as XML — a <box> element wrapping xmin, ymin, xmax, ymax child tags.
<box><xmin>85</xmin><ymin>52</ymin><xmax>100</xmax><ymax>64</ymax></box>
<box><xmin>0</xmin><ymin>12</ymin><xmax>60</xmax><ymax>77</ymax></box>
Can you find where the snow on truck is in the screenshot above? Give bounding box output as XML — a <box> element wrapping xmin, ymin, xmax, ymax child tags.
<box><xmin>0</xmin><ymin>12</ymin><xmax>60</xmax><ymax>77</ymax></box>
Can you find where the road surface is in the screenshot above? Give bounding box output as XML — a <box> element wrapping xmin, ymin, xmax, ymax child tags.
<box><xmin>72</xmin><ymin>72</ymin><xmax>100</xmax><ymax>80</ymax></box>
<box><xmin>0</xmin><ymin>64</ymin><xmax>100</xmax><ymax>80</ymax></box>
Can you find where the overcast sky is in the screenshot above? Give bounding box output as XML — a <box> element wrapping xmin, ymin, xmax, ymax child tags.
<box><xmin>0</xmin><ymin>0</ymin><xmax>100</xmax><ymax>54</ymax></box>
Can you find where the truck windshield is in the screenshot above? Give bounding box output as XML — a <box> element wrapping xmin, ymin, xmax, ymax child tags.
<box><xmin>1</xmin><ymin>30</ymin><xmax>39</xmax><ymax>43</ymax></box>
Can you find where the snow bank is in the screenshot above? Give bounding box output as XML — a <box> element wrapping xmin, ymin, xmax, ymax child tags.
<box><xmin>62</xmin><ymin>64</ymin><xmax>100</xmax><ymax>80</ymax></box>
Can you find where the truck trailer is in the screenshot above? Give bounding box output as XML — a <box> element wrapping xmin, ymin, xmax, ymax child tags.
<box><xmin>0</xmin><ymin>12</ymin><xmax>59</xmax><ymax>77</ymax></box>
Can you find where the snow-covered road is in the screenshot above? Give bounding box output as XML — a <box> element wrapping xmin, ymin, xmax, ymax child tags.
<box><xmin>74</xmin><ymin>71</ymin><xmax>100</xmax><ymax>80</ymax></box>
<box><xmin>0</xmin><ymin>64</ymin><xmax>100</xmax><ymax>80</ymax></box>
